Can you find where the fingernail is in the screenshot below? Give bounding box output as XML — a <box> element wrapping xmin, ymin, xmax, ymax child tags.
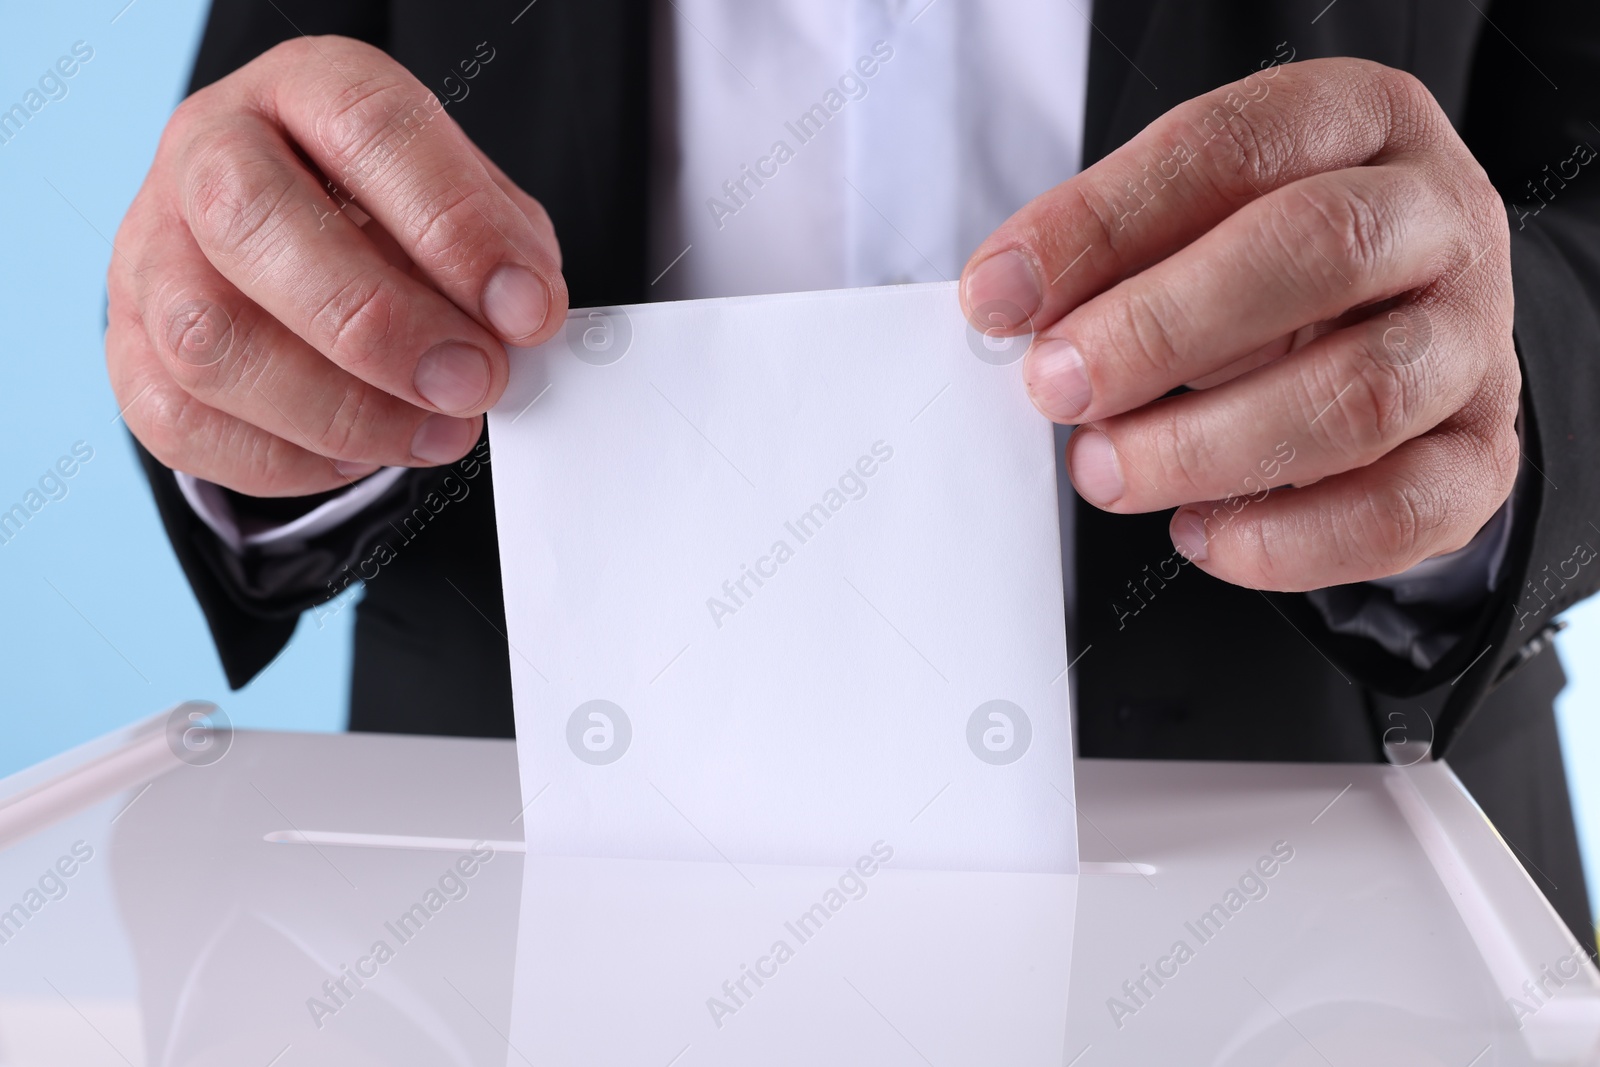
<box><xmin>482</xmin><ymin>264</ymin><xmax>550</xmax><ymax>343</ymax></box>
<box><xmin>965</xmin><ymin>249</ymin><xmax>1041</xmax><ymax>330</ymax></box>
<box><xmin>1026</xmin><ymin>338</ymin><xmax>1093</xmax><ymax>421</ymax></box>
<box><xmin>333</xmin><ymin>460</ymin><xmax>380</xmax><ymax>479</ymax></box>
<box><xmin>1069</xmin><ymin>429</ymin><xmax>1124</xmax><ymax>506</ymax></box>
<box><xmin>414</xmin><ymin>342</ymin><xmax>491</xmax><ymax>414</ymax></box>
<box><xmin>411</xmin><ymin>414</ymin><xmax>476</xmax><ymax>464</ymax></box>
<box><xmin>1170</xmin><ymin>508</ymin><xmax>1210</xmax><ymax>562</ymax></box>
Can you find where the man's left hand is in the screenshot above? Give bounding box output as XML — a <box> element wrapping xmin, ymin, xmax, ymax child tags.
<box><xmin>962</xmin><ymin>57</ymin><xmax>1521</xmax><ymax>592</ymax></box>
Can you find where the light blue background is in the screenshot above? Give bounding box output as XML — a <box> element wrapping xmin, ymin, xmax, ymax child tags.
<box><xmin>2</xmin><ymin>1</ymin><xmax>1597</xmax><ymax>928</ymax></box>
<box><xmin>0</xmin><ymin>0</ymin><xmax>351</xmax><ymax>773</ymax></box>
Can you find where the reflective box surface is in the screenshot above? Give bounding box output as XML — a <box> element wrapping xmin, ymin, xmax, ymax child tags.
<box><xmin>0</xmin><ymin>713</ymin><xmax>1594</xmax><ymax>1065</ymax></box>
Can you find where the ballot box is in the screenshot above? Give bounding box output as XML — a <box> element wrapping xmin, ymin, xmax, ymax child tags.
<box><xmin>0</xmin><ymin>705</ymin><xmax>1596</xmax><ymax>1065</ymax></box>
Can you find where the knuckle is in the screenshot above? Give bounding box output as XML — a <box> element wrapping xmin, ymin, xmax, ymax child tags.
<box><xmin>1309</xmin><ymin>351</ymin><xmax>1416</xmax><ymax>464</ymax></box>
<box><xmin>211</xmin><ymin>416</ymin><xmax>280</xmax><ymax>493</ymax></box>
<box><xmin>1493</xmin><ymin>354</ymin><xmax>1523</xmax><ymax>419</ymax></box>
<box><xmin>1467</xmin><ymin>166</ymin><xmax>1512</xmax><ymax>245</ymax></box>
<box><xmin>1471</xmin><ymin>345</ymin><xmax>1522</xmax><ymax>423</ymax></box>
<box><xmin>1377</xmin><ymin>65</ymin><xmax>1428</xmax><ymax>103</ymax></box>
<box><xmin>235</xmin><ymin>437</ymin><xmax>292</xmax><ymax>495</ymax></box>
<box><xmin>407</xmin><ymin>184</ymin><xmax>493</xmax><ymax>278</ymax></box>
<box><xmin>185</xmin><ymin>137</ymin><xmax>299</xmax><ymax>259</ymax></box>
<box><xmin>1143</xmin><ymin>414</ymin><xmax>1215</xmax><ymax>501</ymax></box>
<box><xmin>266</xmin><ymin>34</ymin><xmax>383</xmax><ymax>78</ymax></box>
<box><xmin>164</xmin><ymin>88</ymin><xmax>214</xmax><ymax>146</ymax></box>
<box><xmin>1352</xmin><ymin>344</ymin><xmax>1418</xmax><ymax>441</ymax></box>
<box><xmin>1373</xmin><ymin>65</ymin><xmax>1456</xmax><ymax>160</ymax></box>
<box><xmin>1038</xmin><ymin>182</ymin><xmax>1121</xmax><ymax>262</ymax></box>
<box><xmin>312</xmin><ymin>70</ymin><xmax>433</xmax><ymax>188</ymax></box>
<box><xmin>318</xmin><ymin>84</ymin><xmax>406</xmax><ymax>174</ymax></box>
<box><xmin>1349</xmin><ymin>475</ymin><xmax>1431</xmax><ymax>573</ymax></box>
<box><xmin>108</xmin><ymin>199</ymin><xmax>155</xmax><ymax>288</ymax></box>
<box><xmin>1468</xmin><ymin>371</ymin><xmax>1522</xmax><ymax>499</ymax></box>
<box><xmin>105</xmin><ymin>296</ymin><xmax>155</xmax><ymax>384</ymax></box>
<box><xmin>127</xmin><ymin>382</ymin><xmax>201</xmax><ymax>471</ymax></box>
<box><xmin>1214</xmin><ymin>113</ymin><xmax>1274</xmax><ymax>185</ymax></box>
<box><xmin>121</xmin><ymin>370</ymin><xmax>329</xmax><ymax>496</ymax></box>
<box><xmin>155</xmin><ymin>295</ymin><xmax>240</xmax><ymax>378</ymax></box>
<box><xmin>1280</xmin><ymin>181</ymin><xmax>1392</xmax><ymax>283</ymax></box>
<box><xmin>262</xmin><ymin>35</ymin><xmax>318</xmax><ymax>68</ymax></box>
<box><xmin>105</xmin><ymin>269</ymin><xmax>144</xmax><ymax>338</ymax></box>
<box><xmin>1184</xmin><ymin>93</ymin><xmax>1291</xmax><ymax>192</ymax></box>
<box><xmin>1204</xmin><ymin>499</ymin><xmax>1294</xmax><ymax>590</ymax></box>
<box><xmin>1235</xmin><ymin>510</ymin><xmax>1289</xmax><ymax>589</ymax></box>
<box><xmin>1488</xmin><ymin>424</ymin><xmax>1521</xmax><ymax>499</ymax></box>
<box><xmin>314</xmin><ymin>385</ymin><xmax>372</xmax><ymax>459</ymax></box>
<box><xmin>1106</xmin><ymin>286</ymin><xmax>1187</xmax><ymax>380</ymax></box>
<box><xmin>312</xmin><ymin>273</ymin><xmax>402</xmax><ymax>369</ymax></box>
<box><xmin>282</xmin><ymin>33</ymin><xmax>339</xmax><ymax>59</ymax></box>
<box><xmin>1374</xmin><ymin>66</ymin><xmax>1438</xmax><ymax>130</ymax></box>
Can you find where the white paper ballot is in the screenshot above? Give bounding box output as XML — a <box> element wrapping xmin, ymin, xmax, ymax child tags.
<box><xmin>487</xmin><ymin>281</ymin><xmax>1076</xmax><ymax>873</ymax></box>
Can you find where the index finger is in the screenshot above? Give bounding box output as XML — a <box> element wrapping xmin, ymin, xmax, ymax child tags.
<box><xmin>958</xmin><ymin>58</ymin><xmax>1448</xmax><ymax>335</ymax></box>
<box><xmin>263</xmin><ymin>36</ymin><xmax>567</xmax><ymax>347</ymax></box>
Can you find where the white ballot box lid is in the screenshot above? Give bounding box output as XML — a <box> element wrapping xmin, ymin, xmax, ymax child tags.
<box><xmin>0</xmin><ymin>709</ymin><xmax>1595</xmax><ymax>1065</ymax></box>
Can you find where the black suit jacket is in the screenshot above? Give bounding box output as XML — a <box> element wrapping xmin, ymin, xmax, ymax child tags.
<box><xmin>134</xmin><ymin>0</ymin><xmax>1600</xmax><ymax>939</ymax></box>
<box><xmin>140</xmin><ymin>0</ymin><xmax>1600</xmax><ymax>748</ymax></box>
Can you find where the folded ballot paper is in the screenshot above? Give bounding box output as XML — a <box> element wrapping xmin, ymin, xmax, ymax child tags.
<box><xmin>488</xmin><ymin>282</ymin><xmax>1079</xmax><ymax>1064</ymax></box>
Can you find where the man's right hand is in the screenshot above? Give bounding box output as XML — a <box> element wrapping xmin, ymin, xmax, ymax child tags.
<box><xmin>107</xmin><ymin>36</ymin><xmax>567</xmax><ymax>496</ymax></box>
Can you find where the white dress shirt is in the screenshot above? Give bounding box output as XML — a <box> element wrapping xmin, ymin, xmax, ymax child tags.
<box><xmin>649</xmin><ymin>0</ymin><xmax>1088</xmax><ymax>297</ymax></box>
<box><xmin>177</xmin><ymin>0</ymin><xmax>1507</xmax><ymax>671</ymax></box>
